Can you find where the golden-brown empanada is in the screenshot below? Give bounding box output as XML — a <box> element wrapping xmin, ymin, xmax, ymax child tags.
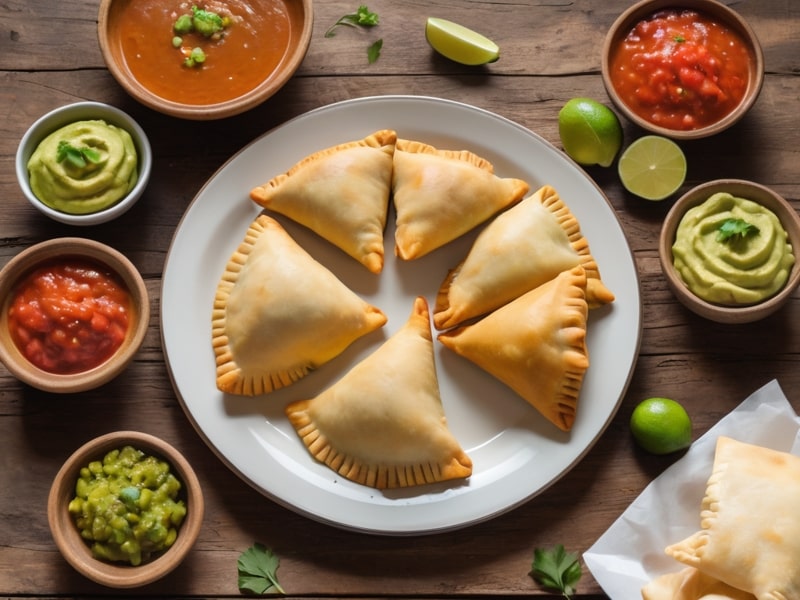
<box><xmin>438</xmin><ymin>266</ymin><xmax>589</xmax><ymax>432</ymax></box>
<box><xmin>666</xmin><ymin>436</ymin><xmax>800</xmax><ymax>600</ymax></box>
<box><xmin>249</xmin><ymin>129</ymin><xmax>396</xmax><ymax>274</ymax></box>
<box><xmin>285</xmin><ymin>296</ymin><xmax>472</xmax><ymax>489</ymax></box>
<box><xmin>213</xmin><ymin>214</ymin><xmax>387</xmax><ymax>396</ymax></box>
<box><xmin>642</xmin><ymin>567</ymin><xmax>756</xmax><ymax>600</ymax></box>
<box><xmin>434</xmin><ymin>185</ymin><xmax>614</xmax><ymax>330</ymax></box>
<box><xmin>392</xmin><ymin>138</ymin><xmax>529</xmax><ymax>260</ymax></box>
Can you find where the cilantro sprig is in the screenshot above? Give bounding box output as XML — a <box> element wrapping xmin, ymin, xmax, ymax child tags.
<box><xmin>531</xmin><ymin>545</ymin><xmax>582</xmax><ymax>599</ymax></box>
<box><xmin>716</xmin><ymin>218</ymin><xmax>760</xmax><ymax>243</ymax></box>
<box><xmin>325</xmin><ymin>5</ymin><xmax>382</xmax><ymax>63</ymax></box>
<box><xmin>325</xmin><ymin>5</ymin><xmax>379</xmax><ymax>37</ymax></box>
<box><xmin>56</xmin><ymin>141</ymin><xmax>102</xmax><ymax>169</ymax></box>
<box><xmin>237</xmin><ymin>542</ymin><xmax>285</xmax><ymax>595</ymax></box>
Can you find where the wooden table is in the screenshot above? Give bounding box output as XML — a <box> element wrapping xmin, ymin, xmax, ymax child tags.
<box><xmin>1</xmin><ymin>0</ymin><xmax>798</xmax><ymax>597</ymax></box>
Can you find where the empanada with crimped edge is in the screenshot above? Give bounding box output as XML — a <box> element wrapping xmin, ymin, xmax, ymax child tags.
<box><xmin>212</xmin><ymin>214</ymin><xmax>387</xmax><ymax>396</ymax></box>
<box><xmin>438</xmin><ymin>265</ymin><xmax>589</xmax><ymax>432</ymax></box>
<box><xmin>666</xmin><ymin>436</ymin><xmax>800</xmax><ymax>600</ymax></box>
<box><xmin>285</xmin><ymin>296</ymin><xmax>472</xmax><ymax>490</ymax></box>
<box><xmin>249</xmin><ymin>129</ymin><xmax>396</xmax><ymax>274</ymax></box>
<box><xmin>642</xmin><ymin>567</ymin><xmax>756</xmax><ymax>600</ymax></box>
<box><xmin>434</xmin><ymin>185</ymin><xmax>614</xmax><ymax>330</ymax></box>
<box><xmin>392</xmin><ymin>138</ymin><xmax>529</xmax><ymax>260</ymax></box>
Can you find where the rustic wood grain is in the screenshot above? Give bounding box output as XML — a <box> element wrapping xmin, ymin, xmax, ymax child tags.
<box><xmin>1</xmin><ymin>0</ymin><xmax>799</xmax><ymax>598</ymax></box>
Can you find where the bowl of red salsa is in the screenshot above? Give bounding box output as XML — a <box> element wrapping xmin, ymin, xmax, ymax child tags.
<box><xmin>602</xmin><ymin>0</ymin><xmax>764</xmax><ymax>139</ymax></box>
<box><xmin>0</xmin><ymin>238</ymin><xmax>149</xmax><ymax>393</ymax></box>
<box><xmin>97</xmin><ymin>0</ymin><xmax>313</xmax><ymax>120</ymax></box>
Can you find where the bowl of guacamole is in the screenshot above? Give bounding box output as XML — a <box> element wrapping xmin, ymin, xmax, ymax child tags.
<box><xmin>16</xmin><ymin>102</ymin><xmax>152</xmax><ymax>226</ymax></box>
<box><xmin>660</xmin><ymin>179</ymin><xmax>800</xmax><ymax>324</ymax></box>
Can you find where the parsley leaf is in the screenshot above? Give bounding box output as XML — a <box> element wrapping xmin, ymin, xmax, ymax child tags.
<box><xmin>325</xmin><ymin>5</ymin><xmax>379</xmax><ymax>37</ymax></box>
<box><xmin>717</xmin><ymin>218</ymin><xmax>760</xmax><ymax>243</ymax></box>
<box><xmin>56</xmin><ymin>140</ymin><xmax>102</xmax><ymax>169</ymax></box>
<box><xmin>237</xmin><ymin>542</ymin><xmax>285</xmax><ymax>595</ymax></box>
<box><xmin>367</xmin><ymin>38</ymin><xmax>383</xmax><ymax>63</ymax></box>
<box><xmin>531</xmin><ymin>545</ymin><xmax>582</xmax><ymax>599</ymax></box>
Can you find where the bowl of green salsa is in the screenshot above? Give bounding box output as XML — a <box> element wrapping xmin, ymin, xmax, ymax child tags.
<box><xmin>47</xmin><ymin>431</ymin><xmax>204</xmax><ymax>588</ymax></box>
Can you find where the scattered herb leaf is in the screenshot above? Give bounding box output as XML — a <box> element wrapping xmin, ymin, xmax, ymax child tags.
<box><xmin>237</xmin><ymin>542</ymin><xmax>285</xmax><ymax>595</ymax></box>
<box><xmin>673</xmin><ymin>35</ymin><xmax>686</xmax><ymax>43</ymax></box>
<box><xmin>56</xmin><ymin>141</ymin><xmax>101</xmax><ymax>169</ymax></box>
<box><xmin>531</xmin><ymin>545</ymin><xmax>582</xmax><ymax>599</ymax></box>
<box><xmin>367</xmin><ymin>38</ymin><xmax>383</xmax><ymax>63</ymax></box>
<box><xmin>717</xmin><ymin>218</ymin><xmax>759</xmax><ymax>243</ymax></box>
<box><xmin>325</xmin><ymin>5</ymin><xmax>379</xmax><ymax>37</ymax></box>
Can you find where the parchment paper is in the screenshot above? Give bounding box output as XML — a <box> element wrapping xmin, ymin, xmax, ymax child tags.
<box><xmin>584</xmin><ymin>379</ymin><xmax>800</xmax><ymax>600</ymax></box>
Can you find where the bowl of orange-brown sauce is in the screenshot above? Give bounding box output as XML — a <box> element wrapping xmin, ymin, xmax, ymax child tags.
<box><xmin>98</xmin><ymin>0</ymin><xmax>313</xmax><ymax>120</ymax></box>
<box><xmin>601</xmin><ymin>0</ymin><xmax>764</xmax><ymax>139</ymax></box>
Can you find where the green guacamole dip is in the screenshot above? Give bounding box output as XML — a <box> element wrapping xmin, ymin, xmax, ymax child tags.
<box><xmin>68</xmin><ymin>446</ymin><xmax>187</xmax><ymax>566</ymax></box>
<box><xmin>27</xmin><ymin>120</ymin><xmax>138</xmax><ymax>214</ymax></box>
<box><xmin>672</xmin><ymin>192</ymin><xmax>795</xmax><ymax>306</ymax></box>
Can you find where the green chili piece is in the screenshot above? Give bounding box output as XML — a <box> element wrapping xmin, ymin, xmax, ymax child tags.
<box><xmin>173</xmin><ymin>14</ymin><xmax>193</xmax><ymax>34</ymax></box>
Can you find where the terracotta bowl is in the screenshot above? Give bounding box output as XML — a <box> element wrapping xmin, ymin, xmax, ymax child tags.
<box><xmin>659</xmin><ymin>179</ymin><xmax>800</xmax><ymax>324</ymax></box>
<box><xmin>48</xmin><ymin>431</ymin><xmax>204</xmax><ymax>588</ymax></box>
<box><xmin>602</xmin><ymin>0</ymin><xmax>764</xmax><ymax>140</ymax></box>
<box><xmin>97</xmin><ymin>0</ymin><xmax>313</xmax><ymax>120</ymax></box>
<box><xmin>0</xmin><ymin>238</ymin><xmax>150</xmax><ymax>392</ymax></box>
<box><xmin>16</xmin><ymin>101</ymin><xmax>152</xmax><ymax>226</ymax></box>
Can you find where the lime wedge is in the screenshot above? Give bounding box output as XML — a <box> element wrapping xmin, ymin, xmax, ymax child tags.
<box><xmin>618</xmin><ymin>135</ymin><xmax>687</xmax><ymax>201</ymax></box>
<box><xmin>425</xmin><ymin>17</ymin><xmax>499</xmax><ymax>66</ymax></box>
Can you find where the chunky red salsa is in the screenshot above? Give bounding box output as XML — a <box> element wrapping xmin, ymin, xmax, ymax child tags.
<box><xmin>609</xmin><ymin>8</ymin><xmax>753</xmax><ymax>131</ymax></box>
<box><xmin>8</xmin><ymin>259</ymin><xmax>131</xmax><ymax>375</ymax></box>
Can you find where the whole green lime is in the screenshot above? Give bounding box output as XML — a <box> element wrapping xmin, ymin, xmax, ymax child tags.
<box><xmin>558</xmin><ymin>98</ymin><xmax>623</xmax><ymax>167</ymax></box>
<box><xmin>630</xmin><ymin>397</ymin><xmax>692</xmax><ymax>455</ymax></box>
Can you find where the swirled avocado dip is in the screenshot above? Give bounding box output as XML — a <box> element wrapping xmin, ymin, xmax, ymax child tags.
<box><xmin>672</xmin><ymin>192</ymin><xmax>794</xmax><ymax>306</ymax></box>
<box><xmin>27</xmin><ymin>120</ymin><xmax>138</xmax><ymax>214</ymax></box>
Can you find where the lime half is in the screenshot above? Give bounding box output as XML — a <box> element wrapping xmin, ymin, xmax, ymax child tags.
<box><xmin>618</xmin><ymin>135</ymin><xmax>687</xmax><ymax>201</ymax></box>
<box><xmin>425</xmin><ymin>17</ymin><xmax>500</xmax><ymax>66</ymax></box>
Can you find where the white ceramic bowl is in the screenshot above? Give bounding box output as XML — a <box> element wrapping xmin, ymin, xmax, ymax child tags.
<box><xmin>16</xmin><ymin>101</ymin><xmax>152</xmax><ymax>225</ymax></box>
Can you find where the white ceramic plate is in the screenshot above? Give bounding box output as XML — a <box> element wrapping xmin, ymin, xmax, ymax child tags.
<box><xmin>161</xmin><ymin>95</ymin><xmax>642</xmax><ymax>535</ymax></box>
